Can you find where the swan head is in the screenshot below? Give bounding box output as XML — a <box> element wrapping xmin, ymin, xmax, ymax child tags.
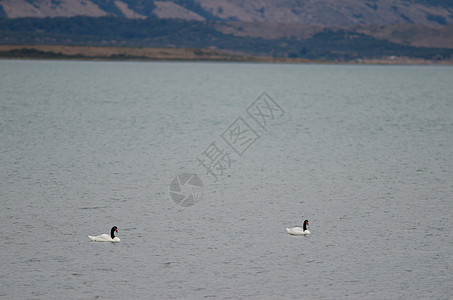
<box><xmin>303</xmin><ymin>220</ymin><xmax>309</xmax><ymax>231</ymax></box>
<box><xmin>110</xmin><ymin>226</ymin><xmax>118</xmax><ymax>239</ymax></box>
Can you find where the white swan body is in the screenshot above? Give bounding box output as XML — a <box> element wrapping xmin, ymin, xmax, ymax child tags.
<box><xmin>88</xmin><ymin>234</ymin><xmax>121</xmax><ymax>242</ymax></box>
<box><xmin>286</xmin><ymin>220</ymin><xmax>310</xmax><ymax>235</ymax></box>
<box><xmin>89</xmin><ymin>226</ymin><xmax>120</xmax><ymax>242</ymax></box>
<box><xmin>286</xmin><ymin>227</ymin><xmax>310</xmax><ymax>235</ymax></box>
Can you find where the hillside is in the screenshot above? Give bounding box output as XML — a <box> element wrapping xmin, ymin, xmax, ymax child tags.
<box><xmin>2</xmin><ymin>16</ymin><xmax>453</xmax><ymax>61</ymax></box>
<box><xmin>1</xmin><ymin>1</ymin><xmax>453</xmax><ymax>62</ymax></box>
<box><xmin>1</xmin><ymin>0</ymin><xmax>453</xmax><ymax>26</ymax></box>
<box><xmin>215</xmin><ymin>22</ymin><xmax>453</xmax><ymax>49</ymax></box>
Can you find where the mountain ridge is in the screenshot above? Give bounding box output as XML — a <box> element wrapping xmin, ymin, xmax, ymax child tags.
<box><xmin>2</xmin><ymin>16</ymin><xmax>453</xmax><ymax>60</ymax></box>
<box><xmin>1</xmin><ymin>1</ymin><xmax>453</xmax><ymax>61</ymax></box>
<box><xmin>1</xmin><ymin>0</ymin><xmax>453</xmax><ymax>26</ymax></box>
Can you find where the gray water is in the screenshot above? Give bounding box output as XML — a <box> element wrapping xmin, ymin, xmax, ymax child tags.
<box><xmin>1</xmin><ymin>60</ymin><xmax>452</xmax><ymax>299</ymax></box>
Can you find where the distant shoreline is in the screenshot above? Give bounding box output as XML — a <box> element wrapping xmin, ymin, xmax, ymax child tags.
<box><xmin>0</xmin><ymin>44</ymin><xmax>313</xmax><ymax>63</ymax></box>
<box><xmin>1</xmin><ymin>44</ymin><xmax>452</xmax><ymax>65</ymax></box>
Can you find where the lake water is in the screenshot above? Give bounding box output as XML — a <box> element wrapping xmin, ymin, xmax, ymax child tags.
<box><xmin>1</xmin><ymin>60</ymin><xmax>452</xmax><ymax>299</ymax></box>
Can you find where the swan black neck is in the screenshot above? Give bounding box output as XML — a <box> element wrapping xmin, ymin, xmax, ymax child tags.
<box><xmin>303</xmin><ymin>220</ymin><xmax>309</xmax><ymax>231</ymax></box>
<box><xmin>110</xmin><ymin>226</ymin><xmax>117</xmax><ymax>239</ymax></box>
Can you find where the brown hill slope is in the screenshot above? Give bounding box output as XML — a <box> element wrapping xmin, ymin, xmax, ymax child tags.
<box><xmin>1</xmin><ymin>0</ymin><xmax>453</xmax><ymax>26</ymax></box>
<box><xmin>201</xmin><ymin>0</ymin><xmax>453</xmax><ymax>26</ymax></box>
<box><xmin>216</xmin><ymin>22</ymin><xmax>453</xmax><ymax>48</ymax></box>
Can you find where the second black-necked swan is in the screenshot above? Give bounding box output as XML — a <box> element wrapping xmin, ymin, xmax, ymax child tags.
<box><xmin>88</xmin><ymin>226</ymin><xmax>121</xmax><ymax>242</ymax></box>
<box><xmin>286</xmin><ymin>220</ymin><xmax>310</xmax><ymax>235</ymax></box>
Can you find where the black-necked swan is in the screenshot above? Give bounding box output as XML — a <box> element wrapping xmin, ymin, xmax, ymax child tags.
<box><xmin>286</xmin><ymin>220</ymin><xmax>310</xmax><ymax>235</ymax></box>
<box><xmin>88</xmin><ymin>226</ymin><xmax>120</xmax><ymax>242</ymax></box>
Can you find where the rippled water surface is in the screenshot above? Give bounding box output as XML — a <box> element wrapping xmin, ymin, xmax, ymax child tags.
<box><xmin>1</xmin><ymin>60</ymin><xmax>452</xmax><ymax>299</ymax></box>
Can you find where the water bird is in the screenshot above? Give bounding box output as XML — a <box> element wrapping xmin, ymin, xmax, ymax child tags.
<box><xmin>88</xmin><ymin>226</ymin><xmax>121</xmax><ymax>242</ymax></box>
<box><xmin>286</xmin><ymin>220</ymin><xmax>310</xmax><ymax>235</ymax></box>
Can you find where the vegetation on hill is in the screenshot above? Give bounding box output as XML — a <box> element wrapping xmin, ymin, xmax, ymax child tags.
<box><xmin>0</xmin><ymin>5</ymin><xmax>6</xmax><ymax>18</ymax></box>
<box><xmin>406</xmin><ymin>0</ymin><xmax>453</xmax><ymax>9</ymax></box>
<box><xmin>1</xmin><ymin>17</ymin><xmax>452</xmax><ymax>61</ymax></box>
